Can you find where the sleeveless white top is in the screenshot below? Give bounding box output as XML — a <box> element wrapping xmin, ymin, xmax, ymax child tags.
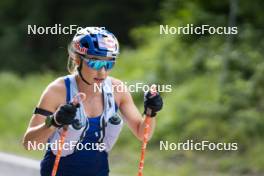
<box><xmin>48</xmin><ymin>74</ymin><xmax>123</xmax><ymax>156</ymax></box>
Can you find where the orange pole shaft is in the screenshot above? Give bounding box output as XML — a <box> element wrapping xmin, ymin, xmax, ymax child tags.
<box><xmin>51</xmin><ymin>126</ymin><xmax>67</xmax><ymax>176</ymax></box>
<box><xmin>50</xmin><ymin>92</ymin><xmax>86</xmax><ymax>176</ymax></box>
<box><xmin>137</xmin><ymin>116</ymin><xmax>151</xmax><ymax>176</ymax></box>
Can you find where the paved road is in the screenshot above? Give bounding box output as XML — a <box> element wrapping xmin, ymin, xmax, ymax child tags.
<box><xmin>0</xmin><ymin>152</ymin><xmax>122</xmax><ymax>176</ymax></box>
<box><xmin>0</xmin><ymin>152</ymin><xmax>39</xmax><ymax>176</ymax></box>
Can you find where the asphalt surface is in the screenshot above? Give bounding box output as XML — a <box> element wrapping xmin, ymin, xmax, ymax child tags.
<box><xmin>0</xmin><ymin>152</ymin><xmax>39</xmax><ymax>176</ymax></box>
<box><xmin>0</xmin><ymin>152</ymin><xmax>121</xmax><ymax>176</ymax></box>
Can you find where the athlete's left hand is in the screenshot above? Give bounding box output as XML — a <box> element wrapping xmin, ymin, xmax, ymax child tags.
<box><xmin>144</xmin><ymin>91</ymin><xmax>163</xmax><ymax>117</ymax></box>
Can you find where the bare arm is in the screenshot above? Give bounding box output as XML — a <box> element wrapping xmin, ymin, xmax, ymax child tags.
<box><xmin>113</xmin><ymin>80</ymin><xmax>156</xmax><ymax>141</ymax></box>
<box><xmin>23</xmin><ymin>78</ymin><xmax>66</xmax><ymax>150</ymax></box>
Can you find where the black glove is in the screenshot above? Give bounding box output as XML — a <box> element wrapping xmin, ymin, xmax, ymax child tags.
<box><xmin>49</xmin><ymin>103</ymin><xmax>80</xmax><ymax>127</ymax></box>
<box><xmin>144</xmin><ymin>91</ymin><xmax>163</xmax><ymax>117</ymax></box>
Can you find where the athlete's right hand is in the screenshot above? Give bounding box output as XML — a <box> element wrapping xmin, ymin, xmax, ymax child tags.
<box><xmin>48</xmin><ymin>103</ymin><xmax>80</xmax><ymax>127</ymax></box>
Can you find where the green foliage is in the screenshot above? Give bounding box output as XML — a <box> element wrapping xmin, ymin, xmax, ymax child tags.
<box><xmin>112</xmin><ymin>0</ymin><xmax>264</xmax><ymax>174</ymax></box>
<box><xmin>0</xmin><ymin>0</ymin><xmax>162</xmax><ymax>74</ymax></box>
<box><xmin>1</xmin><ymin>0</ymin><xmax>264</xmax><ymax>175</ymax></box>
<box><xmin>0</xmin><ymin>72</ymin><xmax>54</xmax><ymax>157</ymax></box>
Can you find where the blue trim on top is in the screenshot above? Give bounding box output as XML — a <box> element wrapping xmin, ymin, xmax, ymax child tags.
<box><xmin>64</xmin><ymin>77</ymin><xmax>71</xmax><ymax>103</ymax></box>
<box><xmin>64</xmin><ymin>75</ymin><xmax>119</xmax><ymax>113</ymax></box>
<box><xmin>114</xmin><ymin>102</ymin><xmax>118</xmax><ymax>112</ymax></box>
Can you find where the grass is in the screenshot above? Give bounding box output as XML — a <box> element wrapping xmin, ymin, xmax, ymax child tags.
<box><xmin>0</xmin><ymin>72</ymin><xmax>264</xmax><ymax>176</ymax></box>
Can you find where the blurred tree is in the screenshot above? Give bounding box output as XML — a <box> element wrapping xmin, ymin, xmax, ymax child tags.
<box><xmin>0</xmin><ymin>0</ymin><xmax>161</xmax><ymax>74</ymax></box>
<box><xmin>127</xmin><ymin>0</ymin><xmax>264</xmax><ymax>161</ymax></box>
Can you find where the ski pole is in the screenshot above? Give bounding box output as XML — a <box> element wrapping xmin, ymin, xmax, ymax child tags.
<box><xmin>51</xmin><ymin>92</ymin><xmax>86</xmax><ymax>176</ymax></box>
<box><xmin>137</xmin><ymin>86</ymin><xmax>157</xmax><ymax>176</ymax></box>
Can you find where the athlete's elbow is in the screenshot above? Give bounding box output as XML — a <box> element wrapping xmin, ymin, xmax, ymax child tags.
<box><xmin>136</xmin><ymin>123</ymin><xmax>153</xmax><ymax>142</ymax></box>
<box><xmin>135</xmin><ymin>134</ymin><xmax>143</xmax><ymax>141</ymax></box>
<box><xmin>22</xmin><ymin>134</ymin><xmax>35</xmax><ymax>150</ymax></box>
<box><xmin>136</xmin><ymin>133</ymin><xmax>152</xmax><ymax>142</ymax></box>
<box><xmin>22</xmin><ymin>138</ymin><xmax>30</xmax><ymax>150</ymax></box>
<box><xmin>23</xmin><ymin>139</ymin><xmax>40</xmax><ymax>151</ymax></box>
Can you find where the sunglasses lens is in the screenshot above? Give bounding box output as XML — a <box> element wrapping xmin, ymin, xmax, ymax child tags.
<box><xmin>106</xmin><ymin>61</ymin><xmax>115</xmax><ymax>70</ymax></box>
<box><xmin>86</xmin><ymin>60</ymin><xmax>99</xmax><ymax>70</ymax></box>
<box><xmin>86</xmin><ymin>59</ymin><xmax>115</xmax><ymax>71</ymax></box>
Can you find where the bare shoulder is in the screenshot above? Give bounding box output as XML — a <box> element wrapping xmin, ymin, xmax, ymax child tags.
<box><xmin>109</xmin><ymin>76</ymin><xmax>132</xmax><ymax>106</ymax></box>
<box><xmin>37</xmin><ymin>76</ymin><xmax>67</xmax><ymax>113</ymax></box>
<box><xmin>25</xmin><ymin>77</ymin><xmax>67</xmax><ymax>128</ymax></box>
<box><xmin>110</xmin><ymin>76</ymin><xmax>123</xmax><ymax>86</ymax></box>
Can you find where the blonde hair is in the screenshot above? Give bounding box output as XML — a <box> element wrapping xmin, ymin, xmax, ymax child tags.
<box><xmin>67</xmin><ymin>56</ymin><xmax>78</xmax><ymax>74</ymax></box>
<box><xmin>67</xmin><ymin>44</ymin><xmax>80</xmax><ymax>74</ymax></box>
